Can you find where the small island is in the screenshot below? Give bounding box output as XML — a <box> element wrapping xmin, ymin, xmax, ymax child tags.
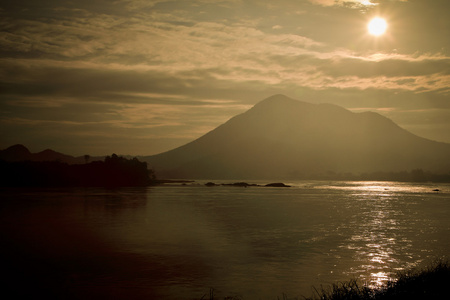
<box><xmin>265</xmin><ymin>182</ymin><xmax>291</xmax><ymax>187</ymax></box>
<box><xmin>204</xmin><ymin>181</ymin><xmax>291</xmax><ymax>187</ymax></box>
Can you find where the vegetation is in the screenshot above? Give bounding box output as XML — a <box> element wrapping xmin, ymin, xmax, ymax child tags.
<box><xmin>305</xmin><ymin>260</ymin><xmax>450</xmax><ymax>300</ymax></box>
<box><xmin>200</xmin><ymin>261</ymin><xmax>450</xmax><ymax>300</ymax></box>
<box><xmin>0</xmin><ymin>154</ymin><xmax>155</xmax><ymax>187</ymax></box>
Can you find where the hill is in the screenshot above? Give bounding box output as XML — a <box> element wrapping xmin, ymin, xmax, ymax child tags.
<box><xmin>0</xmin><ymin>144</ymin><xmax>99</xmax><ymax>164</ymax></box>
<box><xmin>143</xmin><ymin>94</ymin><xmax>450</xmax><ymax>179</ymax></box>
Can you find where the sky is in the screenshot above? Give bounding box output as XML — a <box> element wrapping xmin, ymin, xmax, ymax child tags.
<box><xmin>1</xmin><ymin>0</ymin><xmax>449</xmax><ymax>156</ymax></box>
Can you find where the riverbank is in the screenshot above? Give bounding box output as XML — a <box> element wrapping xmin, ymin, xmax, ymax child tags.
<box><xmin>304</xmin><ymin>260</ymin><xmax>450</xmax><ymax>300</ymax></box>
<box><xmin>206</xmin><ymin>260</ymin><xmax>450</xmax><ymax>300</ymax></box>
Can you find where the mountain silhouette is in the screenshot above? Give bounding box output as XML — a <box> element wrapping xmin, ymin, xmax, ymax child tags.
<box><xmin>143</xmin><ymin>94</ymin><xmax>450</xmax><ymax>179</ymax></box>
<box><xmin>0</xmin><ymin>144</ymin><xmax>32</xmax><ymax>161</ymax></box>
<box><xmin>0</xmin><ymin>144</ymin><xmax>88</xmax><ymax>164</ymax></box>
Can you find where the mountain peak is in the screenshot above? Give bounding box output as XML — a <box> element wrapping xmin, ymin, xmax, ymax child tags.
<box><xmin>261</xmin><ymin>94</ymin><xmax>294</xmax><ymax>102</ymax></box>
<box><xmin>37</xmin><ymin>149</ymin><xmax>58</xmax><ymax>155</ymax></box>
<box><xmin>0</xmin><ymin>144</ymin><xmax>32</xmax><ymax>161</ymax></box>
<box><xmin>250</xmin><ymin>94</ymin><xmax>313</xmax><ymax>116</ymax></box>
<box><xmin>5</xmin><ymin>144</ymin><xmax>31</xmax><ymax>153</ymax></box>
<box><xmin>3</xmin><ymin>144</ymin><xmax>31</xmax><ymax>156</ymax></box>
<box><xmin>145</xmin><ymin>95</ymin><xmax>450</xmax><ymax>179</ymax></box>
<box><xmin>0</xmin><ymin>144</ymin><xmax>85</xmax><ymax>164</ymax></box>
<box><xmin>255</xmin><ymin>94</ymin><xmax>306</xmax><ymax>107</ymax></box>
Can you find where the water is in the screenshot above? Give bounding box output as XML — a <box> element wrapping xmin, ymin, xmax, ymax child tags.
<box><xmin>1</xmin><ymin>181</ymin><xmax>449</xmax><ymax>299</ymax></box>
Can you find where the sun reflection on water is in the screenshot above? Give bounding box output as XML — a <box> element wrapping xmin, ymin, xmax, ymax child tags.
<box><xmin>370</xmin><ymin>271</ymin><xmax>389</xmax><ymax>287</ymax></box>
<box><xmin>316</xmin><ymin>180</ymin><xmax>446</xmax><ymax>194</ymax></box>
<box><xmin>337</xmin><ymin>181</ymin><xmax>413</xmax><ymax>288</ymax></box>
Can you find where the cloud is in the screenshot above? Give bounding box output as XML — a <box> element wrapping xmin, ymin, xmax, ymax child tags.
<box><xmin>307</xmin><ymin>0</ymin><xmax>411</xmax><ymax>8</ymax></box>
<box><xmin>2</xmin><ymin>0</ymin><xmax>447</xmax><ymax>94</ymax></box>
<box><xmin>2</xmin><ymin>13</ymin><xmax>449</xmax><ymax>104</ymax></box>
<box><xmin>308</xmin><ymin>0</ymin><xmax>377</xmax><ymax>7</ymax></box>
<box><xmin>1</xmin><ymin>0</ymin><xmax>449</xmax><ymax>154</ymax></box>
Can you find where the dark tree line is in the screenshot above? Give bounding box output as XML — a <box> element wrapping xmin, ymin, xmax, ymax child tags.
<box><xmin>0</xmin><ymin>154</ymin><xmax>155</xmax><ymax>187</ymax></box>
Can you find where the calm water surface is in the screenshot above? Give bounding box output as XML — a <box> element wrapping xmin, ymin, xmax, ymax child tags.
<box><xmin>1</xmin><ymin>181</ymin><xmax>449</xmax><ymax>299</ymax></box>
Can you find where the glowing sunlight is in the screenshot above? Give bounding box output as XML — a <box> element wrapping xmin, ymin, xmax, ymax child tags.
<box><xmin>368</xmin><ymin>17</ymin><xmax>388</xmax><ymax>36</ymax></box>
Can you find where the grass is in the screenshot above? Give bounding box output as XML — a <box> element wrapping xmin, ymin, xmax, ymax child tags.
<box><xmin>200</xmin><ymin>288</ymin><xmax>242</xmax><ymax>300</ymax></box>
<box><xmin>372</xmin><ymin>260</ymin><xmax>450</xmax><ymax>300</ymax></box>
<box><xmin>201</xmin><ymin>260</ymin><xmax>450</xmax><ymax>300</ymax></box>
<box><xmin>304</xmin><ymin>260</ymin><xmax>450</xmax><ymax>300</ymax></box>
<box><xmin>307</xmin><ymin>279</ymin><xmax>375</xmax><ymax>300</ymax></box>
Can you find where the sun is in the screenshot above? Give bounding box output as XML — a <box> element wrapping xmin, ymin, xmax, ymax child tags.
<box><xmin>368</xmin><ymin>17</ymin><xmax>387</xmax><ymax>36</ymax></box>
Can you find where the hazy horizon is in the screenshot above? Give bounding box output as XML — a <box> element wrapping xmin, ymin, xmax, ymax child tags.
<box><xmin>1</xmin><ymin>0</ymin><xmax>449</xmax><ymax>156</ymax></box>
<box><xmin>2</xmin><ymin>94</ymin><xmax>450</xmax><ymax>158</ymax></box>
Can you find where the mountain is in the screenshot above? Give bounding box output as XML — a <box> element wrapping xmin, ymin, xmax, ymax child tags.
<box><xmin>143</xmin><ymin>94</ymin><xmax>450</xmax><ymax>179</ymax></box>
<box><xmin>0</xmin><ymin>144</ymin><xmax>32</xmax><ymax>162</ymax></box>
<box><xmin>0</xmin><ymin>144</ymin><xmax>87</xmax><ymax>164</ymax></box>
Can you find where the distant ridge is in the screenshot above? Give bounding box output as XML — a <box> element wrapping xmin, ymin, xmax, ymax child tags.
<box><xmin>143</xmin><ymin>94</ymin><xmax>450</xmax><ymax>179</ymax></box>
<box><xmin>0</xmin><ymin>144</ymin><xmax>31</xmax><ymax>161</ymax></box>
<box><xmin>0</xmin><ymin>144</ymin><xmax>91</xmax><ymax>164</ymax></box>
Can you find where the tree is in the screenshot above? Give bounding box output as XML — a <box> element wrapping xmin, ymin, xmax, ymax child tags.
<box><xmin>411</xmin><ymin>169</ymin><xmax>426</xmax><ymax>182</ymax></box>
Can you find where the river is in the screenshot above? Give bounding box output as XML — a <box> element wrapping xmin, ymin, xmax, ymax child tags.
<box><xmin>1</xmin><ymin>181</ymin><xmax>449</xmax><ymax>299</ymax></box>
